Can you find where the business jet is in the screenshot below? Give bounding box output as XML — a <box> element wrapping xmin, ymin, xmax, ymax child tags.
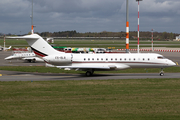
<box><xmin>0</xmin><ymin>46</ymin><xmax>11</xmax><ymax>51</ymax></box>
<box><xmin>8</xmin><ymin>34</ymin><xmax>176</xmax><ymax>76</ymax></box>
<box><xmin>5</xmin><ymin>52</ymin><xmax>44</xmax><ymax>63</ymax></box>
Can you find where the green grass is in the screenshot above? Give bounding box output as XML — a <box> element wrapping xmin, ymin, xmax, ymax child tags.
<box><xmin>1</xmin><ymin>39</ymin><xmax>180</xmax><ymax>48</ymax></box>
<box><xmin>0</xmin><ymin>39</ymin><xmax>28</xmax><ymax>46</ymax></box>
<box><xmin>0</xmin><ymin>66</ymin><xmax>179</xmax><ymax>74</ymax></box>
<box><xmin>0</xmin><ymin>66</ymin><xmax>83</xmax><ymax>74</ymax></box>
<box><xmin>51</xmin><ymin>40</ymin><xmax>180</xmax><ymax>48</ymax></box>
<box><xmin>1</xmin><ymin>79</ymin><xmax>180</xmax><ymax>120</ymax></box>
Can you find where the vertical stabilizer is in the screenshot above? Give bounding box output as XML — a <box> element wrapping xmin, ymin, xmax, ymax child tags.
<box><xmin>9</xmin><ymin>34</ymin><xmax>64</xmax><ymax>57</ymax></box>
<box><xmin>25</xmin><ymin>34</ymin><xmax>64</xmax><ymax>57</ymax></box>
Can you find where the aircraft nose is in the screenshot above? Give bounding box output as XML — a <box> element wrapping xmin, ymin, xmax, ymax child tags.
<box><xmin>169</xmin><ymin>61</ymin><xmax>176</xmax><ymax>66</ymax></box>
<box><xmin>5</xmin><ymin>56</ymin><xmax>12</xmax><ymax>60</ymax></box>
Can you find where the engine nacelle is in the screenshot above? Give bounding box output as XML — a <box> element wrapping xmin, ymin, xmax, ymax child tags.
<box><xmin>43</xmin><ymin>54</ymin><xmax>72</xmax><ymax>66</ymax></box>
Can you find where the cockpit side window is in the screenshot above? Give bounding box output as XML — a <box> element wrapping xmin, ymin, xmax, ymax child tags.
<box><xmin>157</xmin><ymin>56</ymin><xmax>165</xmax><ymax>59</ymax></box>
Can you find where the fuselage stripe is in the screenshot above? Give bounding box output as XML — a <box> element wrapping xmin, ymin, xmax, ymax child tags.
<box><xmin>31</xmin><ymin>47</ymin><xmax>48</xmax><ymax>57</ymax></box>
<box><xmin>71</xmin><ymin>61</ymin><xmax>165</xmax><ymax>65</ymax></box>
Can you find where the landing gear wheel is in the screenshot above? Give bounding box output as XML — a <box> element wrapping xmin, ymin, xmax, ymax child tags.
<box><xmin>160</xmin><ymin>72</ymin><xmax>164</xmax><ymax>76</ymax></box>
<box><xmin>160</xmin><ymin>68</ymin><xmax>164</xmax><ymax>76</ymax></box>
<box><xmin>86</xmin><ymin>71</ymin><xmax>92</xmax><ymax>77</ymax></box>
<box><xmin>32</xmin><ymin>59</ymin><xmax>36</xmax><ymax>63</ymax></box>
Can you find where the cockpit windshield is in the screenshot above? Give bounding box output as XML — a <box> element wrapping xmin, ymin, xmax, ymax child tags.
<box><xmin>157</xmin><ymin>56</ymin><xmax>166</xmax><ymax>59</ymax></box>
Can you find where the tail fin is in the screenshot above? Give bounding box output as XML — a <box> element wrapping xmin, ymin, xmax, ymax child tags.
<box><xmin>8</xmin><ymin>34</ymin><xmax>64</xmax><ymax>57</ymax></box>
<box><xmin>9</xmin><ymin>46</ymin><xmax>11</xmax><ymax>49</ymax></box>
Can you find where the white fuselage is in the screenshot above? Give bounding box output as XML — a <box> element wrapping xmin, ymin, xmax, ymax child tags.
<box><xmin>43</xmin><ymin>53</ymin><xmax>176</xmax><ymax>70</ymax></box>
<box><xmin>5</xmin><ymin>52</ymin><xmax>44</xmax><ymax>62</ymax></box>
<box><xmin>5</xmin><ymin>53</ymin><xmax>36</xmax><ymax>60</ymax></box>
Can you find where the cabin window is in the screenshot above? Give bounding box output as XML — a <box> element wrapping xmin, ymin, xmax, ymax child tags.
<box><xmin>84</xmin><ymin>58</ymin><xmax>86</xmax><ymax>61</ymax></box>
<box><xmin>148</xmin><ymin>58</ymin><xmax>150</xmax><ymax>61</ymax></box>
<box><xmin>120</xmin><ymin>58</ymin><xmax>122</xmax><ymax>61</ymax></box>
<box><xmin>111</xmin><ymin>58</ymin><xmax>113</xmax><ymax>61</ymax></box>
<box><xmin>134</xmin><ymin>58</ymin><xmax>136</xmax><ymax>61</ymax></box>
<box><xmin>97</xmin><ymin>58</ymin><xmax>99</xmax><ymax>60</ymax></box>
<box><xmin>129</xmin><ymin>58</ymin><xmax>131</xmax><ymax>61</ymax></box>
<box><xmin>92</xmin><ymin>58</ymin><xmax>94</xmax><ymax>60</ymax></box>
<box><xmin>115</xmin><ymin>58</ymin><xmax>117</xmax><ymax>61</ymax></box>
<box><xmin>143</xmin><ymin>58</ymin><xmax>145</xmax><ymax>61</ymax></box>
<box><xmin>106</xmin><ymin>58</ymin><xmax>108</xmax><ymax>61</ymax></box>
<box><xmin>124</xmin><ymin>58</ymin><xmax>126</xmax><ymax>61</ymax></box>
<box><xmin>101</xmin><ymin>58</ymin><xmax>103</xmax><ymax>61</ymax></box>
<box><xmin>88</xmin><ymin>58</ymin><xmax>90</xmax><ymax>61</ymax></box>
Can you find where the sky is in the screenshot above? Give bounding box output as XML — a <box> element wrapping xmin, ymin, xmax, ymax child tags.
<box><xmin>0</xmin><ymin>0</ymin><xmax>180</xmax><ymax>35</ymax></box>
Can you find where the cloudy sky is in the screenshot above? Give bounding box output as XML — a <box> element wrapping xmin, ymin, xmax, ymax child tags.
<box><xmin>0</xmin><ymin>0</ymin><xmax>180</xmax><ymax>34</ymax></box>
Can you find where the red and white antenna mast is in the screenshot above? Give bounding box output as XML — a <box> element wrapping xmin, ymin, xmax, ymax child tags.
<box><xmin>136</xmin><ymin>0</ymin><xmax>142</xmax><ymax>53</ymax></box>
<box><xmin>126</xmin><ymin>0</ymin><xmax>129</xmax><ymax>53</ymax></box>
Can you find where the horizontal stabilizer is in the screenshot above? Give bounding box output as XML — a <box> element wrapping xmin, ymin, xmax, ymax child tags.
<box><xmin>7</xmin><ymin>34</ymin><xmax>39</xmax><ymax>40</ymax></box>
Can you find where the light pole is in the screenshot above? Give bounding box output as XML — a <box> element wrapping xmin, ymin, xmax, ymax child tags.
<box><xmin>151</xmin><ymin>29</ymin><xmax>154</xmax><ymax>51</ymax></box>
<box><xmin>126</xmin><ymin>0</ymin><xmax>129</xmax><ymax>53</ymax></box>
<box><xmin>136</xmin><ymin>0</ymin><xmax>142</xmax><ymax>53</ymax></box>
<box><xmin>30</xmin><ymin>0</ymin><xmax>34</xmax><ymax>34</ymax></box>
<box><xmin>4</xmin><ymin>34</ymin><xmax>5</xmax><ymax>51</ymax></box>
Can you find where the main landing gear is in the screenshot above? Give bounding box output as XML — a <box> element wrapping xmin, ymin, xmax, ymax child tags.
<box><xmin>160</xmin><ymin>68</ymin><xmax>164</xmax><ymax>76</ymax></box>
<box><xmin>85</xmin><ymin>70</ymin><xmax>94</xmax><ymax>77</ymax></box>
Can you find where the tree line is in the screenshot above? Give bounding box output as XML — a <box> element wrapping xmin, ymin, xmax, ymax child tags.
<box><xmin>37</xmin><ymin>30</ymin><xmax>178</xmax><ymax>40</ymax></box>
<box><xmin>1</xmin><ymin>31</ymin><xmax>179</xmax><ymax>40</ymax></box>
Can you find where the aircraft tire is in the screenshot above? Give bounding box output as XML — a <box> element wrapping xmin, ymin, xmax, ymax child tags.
<box><xmin>32</xmin><ymin>59</ymin><xmax>36</xmax><ymax>63</ymax></box>
<box><xmin>160</xmin><ymin>72</ymin><xmax>164</xmax><ymax>76</ymax></box>
<box><xmin>86</xmin><ymin>71</ymin><xmax>92</xmax><ymax>76</ymax></box>
<box><xmin>28</xmin><ymin>60</ymin><xmax>32</xmax><ymax>63</ymax></box>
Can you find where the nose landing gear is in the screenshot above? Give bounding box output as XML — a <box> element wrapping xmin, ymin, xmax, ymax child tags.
<box><xmin>160</xmin><ymin>68</ymin><xmax>164</xmax><ymax>76</ymax></box>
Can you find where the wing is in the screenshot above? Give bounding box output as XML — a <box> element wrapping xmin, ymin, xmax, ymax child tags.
<box><xmin>22</xmin><ymin>57</ymin><xmax>44</xmax><ymax>62</ymax></box>
<box><xmin>56</xmin><ymin>64</ymin><xmax>130</xmax><ymax>71</ymax></box>
<box><xmin>57</xmin><ymin>66</ymin><xmax>110</xmax><ymax>70</ymax></box>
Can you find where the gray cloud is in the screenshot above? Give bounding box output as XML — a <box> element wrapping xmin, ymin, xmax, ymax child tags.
<box><xmin>0</xmin><ymin>0</ymin><xmax>180</xmax><ymax>34</ymax></box>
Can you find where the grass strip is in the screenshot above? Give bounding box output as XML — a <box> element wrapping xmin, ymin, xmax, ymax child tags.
<box><xmin>0</xmin><ymin>66</ymin><xmax>179</xmax><ymax>74</ymax></box>
<box><xmin>0</xmin><ymin>78</ymin><xmax>180</xmax><ymax>120</ymax></box>
<box><xmin>1</xmin><ymin>39</ymin><xmax>180</xmax><ymax>47</ymax></box>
